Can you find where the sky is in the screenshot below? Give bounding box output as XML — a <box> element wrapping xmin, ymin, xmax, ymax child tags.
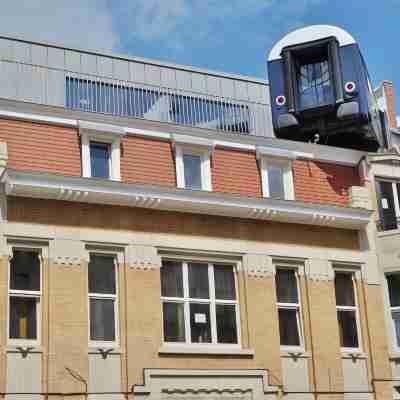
<box><xmin>0</xmin><ymin>0</ymin><xmax>399</xmax><ymax>109</ymax></box>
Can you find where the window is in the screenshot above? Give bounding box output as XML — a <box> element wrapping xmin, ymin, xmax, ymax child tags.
<box><xmin>259</xmin><ymin>157</ymin><xmax>294</xmax><ymax>200</ymax></box>
<box><xmin>173</xmin><ymin>136</ymin><xmax>214</xmax><ymax>191</ymax></box>
<box><xmin>90</xmin><ymin>142</ymin><xmax>110</xmax><ymax>179</ymax></box>
<box><xmin>335</xmin><ymin>272</ymin><xmax>360</xmax><ymax>350</ymax></box>
<box><xmin>386</xmin><ymin>274</ymin><xmax>400</xmax><ymax>348</ymax></box>
<box><xmin>376</xmin><ymin>179</ymin><xmax>400</xmax><ymax>231</ymax></box>
<box><xmin>79</xmin><ymin>120</ymin><xmax>125</xmax><ymax>181</ymax></box>
<box><xmin>161</xmin><ymin>260</ymin><xmax>240</xmax><ymax>345</ymax></box>
<box><xmin>275</xmin><ymin>268</ymin><xmax>302</xmax><ymax>347</ymax></box>
<box><xmin>88</xmin><ymin>254</ymin><xmax>118</xmax><ymax>346</ymax></box>
<box><xmin>8</xmin><ymin>249</ymin><xmax>41</xmax><ymax>344</ymax></box>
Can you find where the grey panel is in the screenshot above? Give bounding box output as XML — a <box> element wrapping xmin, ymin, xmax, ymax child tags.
<box><xmin>0</xmin><ymin>60</ymin><xmax>19</xmax><ymax>99</ymax></box>
<box><xmin>129</xmin><ymin>61</ymin><xmax>145</xmax><ymax>83</ymax></box>
<box><xmin>342</xmin><ymin>358</ymin><xmax>369</xmax><ymax>392</ymax></box>
<box><xmin>7</xmin><ymin>352</ymin><xmax>42</xmax><ymax>400</ymax></box>
<box><xmin>247</xmin><ymin>82</ymin><xmax>264</xmax><ymax>103</ymax></box>
<box><xmin>175</xmin><ymin>69</ymin><xmax>192</xmax><ymax>91</ymax></box>
<box><xmin>220</xmin><ymin>78</ymin><xmax>235</xmax><ymax>99</ymax></box>
<box><xmin>65</xmin><ymin>50</ymin><xmax>81</xmax><ymax>72</ymax></box>
<box><xmin>89</xmin><ymin>353</ymin><xmax>122</xmax><ymax>400</ymax></box>
<box><xmin>281</xmin><ymin>357</ymin><xmax>311</xmax><ymax>392</ymax></box>
<box><xmin>113</xmin><ymin>59</ymin><xmax>130</xmax><ymax>81</ymax></box>
<box><xmin>191</xmin><ymin>72</ymin><xmax>206</xmax><ymax>93</ymax></box>
<box><xmin>206</xmin><ymin>75</ymin><xmax>220</xmax><ymax>96</ymax></box>
<box><xmin>0</xmin><ymin>38</ymin><xmax>13</xmax><ymax>60</ymax></box>
<box><xmin>17</xmin><ymin>63</ymin><xmax>37</xmax><ymax>102</ymax></box>
<box><xmin>12</xmin><ymin>42</ymin><xmax>31</xmax><ymax>63</ymax></box>
<box><xmin>46</xmin><ymin>69</ymin><xmax>65</xmax><ymax>106</ymax></box>
<box><xmin>47</xmin><ymin>47</ymin><xmax>65</xmax><ymax>70</ymax></box>
<box><xmin>145</xmin><ymin>64</ymin><xmax>161</xmax><ymax>86</ymax></box>
<box><xmin>234</xmin><ymin>80</ymin><xmax>249</xmax><ymax>101</ymax></box>
<box><xmin>31</xmin><ymin>44</ymin><xmax>48</xmax><ymax>67</ymax></box>
<box><xmin>161</xmin><ymin>67</ymin><xmax>177</xmax><ymax>89</ymax></box>
<box><xmin>97</xmin><ymin>56</ymin><xmax>113</xmax><ymax>78</ymax></box>
<box><xmin>81</xmin><ymin>53</ymin><xmax>98</xmax><ymax>75</ymax></box>
<box><xmin>261</xmin><ymin>83</ymin><xmax>269</xmax><ymax>104</ymax></box>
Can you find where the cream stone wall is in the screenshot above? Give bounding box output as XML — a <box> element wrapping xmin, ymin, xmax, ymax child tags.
<box><xmin>0</xmin><ymin>197</ymin><xmax>393</xmax><ymax>399</ymax></box>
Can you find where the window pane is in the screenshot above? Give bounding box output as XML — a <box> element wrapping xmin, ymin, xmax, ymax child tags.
<box><xmin>216</xmin><ymin>304</ymin><xmax>238</xmax><ymax>344</ymax></box>
<box><xmin>183</xmin><ymin>154</ymin><xmax>202</xmax><ymax>190</ymax></box>
<box><xmin>376</xmin><ymin>181</ymin><xmax>397</xmax><ymax>231</ymax></box>
<box><xmin>337</xmin><ymin>310</ymin><xmax>359</xmax><ymax>348</ymax></box>
<box><xmin>88</xmin><ymin>255</ymin><xmax>116</xmax><ymax>295</ymax></box>
<box><xmin>335</xmin><ymin>273</ymin><xmax>355</xmax><ymax>307</ymax></box>
<box><xmin>163</xmin><ymin>302</ymin><xmax>185</xmax><ymax>342</ymax></box>
<box><xmin>188</xmin><ymin>263</ymin><xmax>209</xmax><ymax>299</ymax></box>
<box><xmin>393</xmin><ymin>311</ymin><xmax>400</xmax><ymax>348</ymax></box>
<box><xmin>90</xmin><ymin>142</ymin><xmax>110</xmax><ymax>179</ymax></box>
<box><xmin>388</xmin><ymin>274</ymin><xmax>400</xmax><ymax>307</ymax></box>
<box><xmin>89</xmin><ymin>298</ymin><xmax>115</xmax><ymax>341</ymax></box>
<box><xmin>214</xmin><ymin>265</ymin><xmax>236</xmax><ymax>300</ymax></box>
<box><xmin>276</xmin><ymin>269</ymin><xmax>298</xmax><ymax>303</ymax></box>
<box><xmin>161</xmin><ymin>261</ymin><xmax>183</xmax><ymax>298</ymax></box>
<box><xmin>190</xmin><ymin>303</ymin><xmax>211</xmax><ymax>343</ymax></box>
<box><xmin>9</xmin><ymin>297</ymin><xmax>37</xmax><ymax>339</ymax></box>
<box><xmin>278</xmin><ymin>308</ymin><xmax>300</xmax><ymax>346</ymax></box>
<box><xmin>10</xmin><ymin>250</ymin><xmax>40</xmax><ymax>291</ymax></box>
<box><xmin>268</xmin><ymin>165</ymin><xmax>285</xmax><ymax>199</ymax></box>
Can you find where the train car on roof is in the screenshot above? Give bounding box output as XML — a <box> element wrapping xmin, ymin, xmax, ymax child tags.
<box><xmin>268</xmin><ymin>25</ymin><xmax>387</xmax><ymax>151</ymax></box>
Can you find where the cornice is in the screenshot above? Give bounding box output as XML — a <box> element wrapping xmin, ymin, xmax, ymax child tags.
<box><xmin>2</xmin><ymin>169</ymin><xmax>372</xmax><ymax>230</ymax></box>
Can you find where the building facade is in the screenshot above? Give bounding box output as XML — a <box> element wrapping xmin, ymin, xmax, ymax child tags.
<box><xmin>0</xmin><ymin>30</ymin><xmax>395</xmax><ymax>400</ymax></box>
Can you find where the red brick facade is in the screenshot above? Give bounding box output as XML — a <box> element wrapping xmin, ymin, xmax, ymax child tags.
<box><xmin>0</xmin><ymin>118</ymin><xmax>360</xmax><ymax>208</ymax></box>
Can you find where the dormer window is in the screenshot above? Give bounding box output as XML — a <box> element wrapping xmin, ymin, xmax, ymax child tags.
<box><xmin>90</xmin><ymin>142</ymin><xmax>111</xmax><ymax>179</ymax></box>
<box><xmin>172</xmin><ymin>134</ymin><xmax>214</xmax><ymax>191</ymax></box>
<box><xmin>79</xmin><ymin>120</ymin><xmax>125</xmax><ymax>181</ymax></box>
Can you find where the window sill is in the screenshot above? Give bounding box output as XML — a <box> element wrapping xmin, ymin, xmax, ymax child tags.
<box><xmin>341</xmin><ymin>350</ymin><xmax>368</xmax><ymax>359</ymax></box>
<box><xmin>159</xmin><ymin>345</ymin><xmax>254</xmax><ymax>356</ymax></box>
<box><xmin>377</xmin><ymin>228</ymin><xmax>400</xmax><ymax>238</ymax></box>
<box><xmin>88</xmin><ymin>347</ymin><xmax>122</xmax><ymax>354</ymax></box>
<box><xmin>280</xmin><ymin>349</ymin><xmax>311</xmax><ymax>358</ymax></box>
<box><xmin>389</xmin><ymin>352</ymin><xmax>400</xmax><ymax>360</ymax></box>
<box><xmin>6</xmin><ymin>345</ymin><xmax>43</xmax><ymax>353</ymax></box>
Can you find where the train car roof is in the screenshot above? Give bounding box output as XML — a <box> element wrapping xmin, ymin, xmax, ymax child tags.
<box><xmin>268</xmin><ymin>25</ymin><xmax>357</xmax><ymax>61</ymax></box>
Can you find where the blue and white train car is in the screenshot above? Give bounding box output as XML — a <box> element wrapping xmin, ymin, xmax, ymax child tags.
<box><xmin>268</xmin><ymin>25</ymin><xmax>386</xmax><ymax>151</ymax></box>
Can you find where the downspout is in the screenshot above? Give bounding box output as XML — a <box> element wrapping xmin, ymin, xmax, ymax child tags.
<box><xmin>124</xmin><ymin>255</ymin><xmax>129</xmax><ymax>400</ymax></box>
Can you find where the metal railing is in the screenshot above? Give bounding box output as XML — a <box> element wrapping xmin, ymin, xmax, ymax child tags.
<box><xmin>0</xmin><ymin>59</ymin><xmax>270</xmax><ymax>136</ymax></box>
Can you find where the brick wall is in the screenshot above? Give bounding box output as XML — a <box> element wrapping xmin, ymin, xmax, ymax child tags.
<box><xmin>0</xmin><ymin>119</ymin><xmax>81</xmax><ymax>176</ymax></box>
<box><xmin>382</xmin><ymin>81</ymin><xmax>398</xmax><ymax>129</ymax></box>
<box><xmin>293</xmin><ymin>159</ymin><xmax>360</xmax><ymax>207</ymax></box>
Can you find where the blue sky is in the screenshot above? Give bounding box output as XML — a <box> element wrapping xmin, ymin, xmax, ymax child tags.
<box><xmin>1</xmin><ymin>0</ymin><xmax>400</xmax><ymax>108</ymax></box>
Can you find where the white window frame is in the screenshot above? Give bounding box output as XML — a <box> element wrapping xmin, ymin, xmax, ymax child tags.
<box><xmin>275</xmin><ymin>265</ymin><xmax>304</xmax><ymax>351</ymax></box>
<box><xmin>258</xmin><ymin>157</ymin><xmax>294</xmax><ymax>200</ymax></box>
<box><xmin>7</xmin><ymin>246</ymin><xmax>43</xmax><ymax>347</ymax></box>
<box><xmin>334</xmin><ymin>268</ymin><xmax>362</xmax><ymax>353</ymax></box>
<box><xmin>79</xmin><ymin>120</ymin><xmax>125</xmax><ymax>181</ymax></box>
<box><xmin>376</xmin><ymin>178</ymin><xmax>400</xmax><ymax>230</ymax></box>
<box><xmin>161</xmin><ymin>260</ymin><xmax>241</xmax><ymax>348</ymax></box>
<box><xmin>87</xmin><ymin>251</ymin><xmax>119</xmax><ymax>349</ymax></box>
<box><xmin>385</xmin><ymin>273</ymin><xmax>400</xmax><ymax>351</ymax></box>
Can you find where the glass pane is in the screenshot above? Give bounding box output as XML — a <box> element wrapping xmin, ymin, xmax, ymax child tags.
<box><xmin>163</xmin><ymin>302</ymin><xmax>185</xmax><ymax>342</ymax></box>
<box><xmin>161</xmin><ymin>261</ymin><xmax>183</xmax><ymax>298</ymax></box>
<box><xmin>9</xmin><ymin>297</ymin><xmax>37</xmax><ymax>339</ymax></box>
<box><xmin>190</xmin><ymin>303</ymin><xmax>211</xmax><ymax>343</ymax></box>
<box><xmin>89</xmin><ymin>298</ymin><xmax>115</xmax><ymax>342</ymax></box>
<box><xmin>278</xmin><ymin>308</ymin><xmax>300</xmax><ymax>346</ymax></box>
<box><xmin>10</xmin><ymin>250</ymin><xmax>40</xmax><ymax>291</ymax></box>
<box><xmin>183</xmin><ymin>154</ymin><xmax>202</xmax><ymax>190</ymax></box>
<box><xmin>88</xmin><ymin>255</ymin><xmax>116</xmax><ymax>295</ymax></box>
<box><xmin>377</xmin><ymin>181</ymin><xmax>397</xmax><ymax>231</ymax></box>
<box><xmin>268</xmin><ymin>165</ymin><xmax>285</xmax><ymax>199</ymax></box>
<box><xmin>90</xmin><ymin>142</ymin><xmax>110</xmax><ymax>179</ymax></box>
<box><xmin>276</xmin><ymin>269</ymin><xmax>298</xmax><ymax>303</ymax></box>
<box><xmin>214</xmin><ymin>265</ymin><xmax>236</xmax><ymax>300</ymax></box>
<box><xmin>216</xmin><ymin>304</ymin><xmax>238</xmax><ymax>344</ymax></box>
<box><xmin>335</xmin><ymin>273</ymin><xmax>355</xmax><ymax>307</ymax></box>
<box><xmin>188</xmin><ymin>263</ymin><xmax>209</xmax><ymax>299</ymax></box>
<box><xmin>388</xmin><ymin>274</ymin><xmax>400</xmax><ymax>307</ymax></box>
<box><xmin>337</xmin><ymin>310</ymin><xmax>359</xmax><ymax>348</ymax></box>
<box><xmin>393</xmin><ymin>311</ymin><xmax>400</xmax><ymax>347</ymax></box>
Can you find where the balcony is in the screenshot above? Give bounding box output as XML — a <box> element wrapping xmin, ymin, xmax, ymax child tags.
<box><xmin>0</xmin><ymin>36</ymin><xmax>272</xmax><ymax>137</ymax></box>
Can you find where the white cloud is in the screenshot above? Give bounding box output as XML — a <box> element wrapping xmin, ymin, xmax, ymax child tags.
<box><xmin>0</xmin><ymin>0</ymin><xmax>119</xmax><ymax>51</ymax></box>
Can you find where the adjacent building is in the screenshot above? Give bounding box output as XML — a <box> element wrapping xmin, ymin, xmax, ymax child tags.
<box><xmin>0</xmin><ymin>26</ymin><xmax>396</xmax><ymax>400</ymax></box>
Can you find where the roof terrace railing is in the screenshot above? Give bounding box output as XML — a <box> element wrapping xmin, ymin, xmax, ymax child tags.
<box><xmin>0</xmin><ymin>59</ymin><xmax>271</xmax><ymax>136</ymax></box>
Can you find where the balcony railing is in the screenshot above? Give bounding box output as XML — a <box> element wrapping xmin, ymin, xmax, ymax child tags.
<box><xmin>0</xmin><ymin>59</ymin><xmax>271</xmax><ymax>136</ymax></box>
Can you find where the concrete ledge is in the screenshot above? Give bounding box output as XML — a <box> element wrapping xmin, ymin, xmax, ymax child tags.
<box><xmin>159</xmin><ymin>345</ymin><xmax>255</xmax><ymax>356</ymax></box>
